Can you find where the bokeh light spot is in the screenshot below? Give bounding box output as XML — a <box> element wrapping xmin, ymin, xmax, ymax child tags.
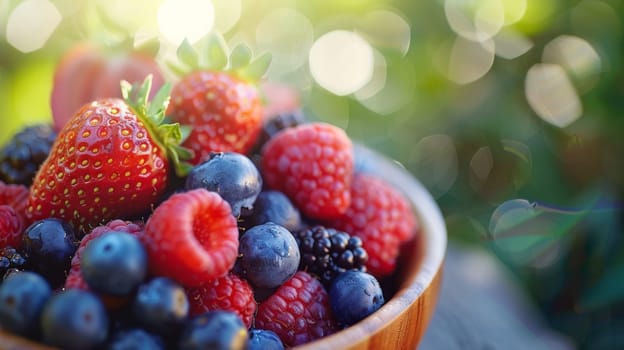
<box><xmin>470</xmin><ymin>146</ymin><xmax>493</xmax><ymax>183</ymax></box>
<box><xmin>6</xmin><ymin>0</ymin><xmax>61</xmax><ymax>53</ymax></box>
<box><xmin>309</xmin><ymin>30</ymin><xmax>374</xmax><ymax>96</ymax></box>
<box><xmin>212</xmin><ymin>0</ymin><xmax>241</xmax><ymax>34</ymax></box>
<box><xmin>157</xmin><ymin>0</ymin><xmax>214</xmax><ymax>45</ymax></box>
<box><xmin>357</xmin><ymin>10</ymin><xmax>411</xmax><ymax>55</ymax></box>
<box><xmin>94</xmin><ymin>0</ymin><xmax>155</xmax><ymax>33</ymax></box>
<box><xmin>525</xmin><ymin>63</ymin><xmax>582</xmax><ymax>128</ymax></box>
<box><xmin>354</xmin><ymin>50</ymin><xmax>387</xmax><ymax>100</ymax></box>
<box><xmin>542</xmin><ymin>35</ymin><xmax>601</xmax><ymax>93</ymax></box>
<box><xmin>500</xmin><ymin>0</ymin><xmax>527</xmax><ymax>25</ymax></box>
<box><xmin>357</xmin><ymin>52</ymin><xmax>415</xmax><ymax>115</ymax></box>
<box><xmin>445</xmin><ymin>0</ymin><xmax>505</xmax><ymax>42</ymax></box>
<box><xmin>256</xmin><ymin>8</ymin><xmax>314</xmax><ymax>77</ymax></box>
<box><xmin>493</xmin><ymin>28</ymin><xmax>533</xmax><ymax>59</ymax></box>
<box><xmin>448</xmin><ymin>37</ymin><xmax>495</xmax><ymax>84</ymax></box>
<box><xmin>489</xmin><ymin>199</ymin><xmax>564</xmax><ymax>266</ymax></box>
<box><xmin>410</xmin><ymin>135</ymin><xmax>458</xmax><ymax>198</ymax></box>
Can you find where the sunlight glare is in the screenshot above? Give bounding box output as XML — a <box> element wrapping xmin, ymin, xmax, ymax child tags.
<box><xmin>525</xmin><ymin>64</ymin><xmax>582</xmax><ymax>128</ymax></box>
<box><xmin>6</xmin><ymin>0</ymin><xmax>61</xmax><ymax>53</ymax></box>
<box><xmin>157</xmin><ymin>0</ymin><xmax>215</xmax><ymax>45</ymax></box>
<box><xmin>309</xmin><ymin>30</ymin><xmax>374</xmax><ymax>96</ymax></box>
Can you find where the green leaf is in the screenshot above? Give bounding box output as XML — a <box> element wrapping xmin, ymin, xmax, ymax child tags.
<box><xmin>136</xmin><ymin>75</ymin><xmax>153</xmax><ymax>110</ymax></box>
<box><xmin>198</xmin><ymin>32</ymin><xmax>228</xmax><ymax>71</ymax></box>
<box><xmin>177</xmin><ymin>38</ymin><xmax>199</xmax><ymax>69</ymax></box>
<box><xmin>229</xmin><ymin>43</ymin><xmax>252</xmax><ymax>70</ymax></box>
<box><xmin>120</xmin><ymin>80</ymin><xmax>133</xmax><ymax>101</ymax></box>
<box><xmin>174</xmin><ymin>160</ymin><xmax>194</xmax><ymax>177</ymax></box>
<box><xmin>172</xmin><ymin>144</ymin><xmax>193</xmax><ymax>161</ymax></box>
<box><xmin>166</xmin><ymin>60</ymin><xmax>190</xmax><ymax>77</ymax></box>
<box><xmin>237</xmin><ymin>52</ymin><xmax>272</xmax><ymax>82</ymax></box>
<box><xmin>147</xmin><ymin>82</ymin><xmax>172</xmax><ymax>121</ymax></box>
<box><xmin>179</xmin><ymin>125</ymin><xmax>192</xmax><ymax>144</ymax></box>
<box><xmin>134</xmin><ymin>37</ymin><xmax>161</xmax><ymax>57</ymax></box>
<box><xmin>158</xmin><ymin>123</ymin><xmax>183</xmax><ymax>144</ymax></box>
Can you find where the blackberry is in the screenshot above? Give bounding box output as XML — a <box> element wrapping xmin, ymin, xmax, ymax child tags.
<box><xmin>0</xmin><ymin>124</ymin><xmax>57</xmax><ymax>186</ymax></box>
<box><xmin>294</xmin><ymin>226</ymin><xmax>368</xmax><ymax>287</ymax></box>
<box><xmin>0</xmin><ymin>246</ymin><xmax>28</xmax><ymax>279</ymax></box>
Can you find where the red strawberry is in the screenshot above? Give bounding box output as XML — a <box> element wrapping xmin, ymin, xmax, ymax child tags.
<box><xmin>327</xmin><ymin>173</ymin><xmax>418</xmax><ymax>278</ymax></box>
<box><xmin>186</xmin><ymin>273</ymin><xmax>256</xmax><ymax>328</ymax></box>
<box><xmin>261</xmin><ymin>122</ymin><xmax>354</xmax><ymax>220</ymax></box>
<box><xmin>25</xmin><ymin>76</ymin><xmax>191</xmax><ymax>234</ymax></box>
<box><xmin>142</xmin><ymin>189</ymin><xmax>239</xmax><ymax>287</ymax></box>
<box><xmin>51</xmin><ymin>42</ymin><xmax>165</xmax><ymax>131</ymax></box>
<box><xmin>166</xmin><ymin>34</ymin><xmax>271</xmax><ymax>164</ymax></box>
<box><xmin>255</xmin><ymin>271</ymin><xmax>338</xmax><ymax>347</ymax></box>
<box><xmin>65</xmin><ymin>219</ymin><xmax>145</xmax><ymax>291</ymax></box>
<box><xmin>0</xmin><ymin>205</ymin><xmax>23</xmax><ymax>249</ymax></box>
<box><xmin>0</xmin><ymin>181</ymin><xmax>29</xmax><ymax>221</ymax></box>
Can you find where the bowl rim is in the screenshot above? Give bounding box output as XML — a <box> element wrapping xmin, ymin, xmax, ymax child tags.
<box><xmin>293</xmin><ymin>144</ymin><xmax>448</xmax><ymax>349</ymax></box>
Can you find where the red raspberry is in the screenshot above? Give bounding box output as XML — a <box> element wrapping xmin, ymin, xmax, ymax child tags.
<box><xmin>64</xmin><ymin>219</ymin><xmax>145</xmax><ymax>290</ymax></box>
<box><xmin>255</xmin><ymin>271</ymin><xmax>338</xmax><ymax>347</ymax></box>
<box><xmin>0</xmin><ymin>181</ymin><xmax>28</xmax><ymax>222</ymax></box>
<box><xmin>327</xmin><ymin>173</ymin><xmax>418</xmax><ymax>278</ymax></box>
<box><xmin>186</xmin><ymin>273</ymin><xmax>256</xmax><ymax>328</ymax></box>
<box><xmin>261</xmin><ymin>122</ymin><xmax>353</xmax><ymax>220</ymax></box>
<box><xmin>142</xmin><ymin>189</ymin><xmax>239</xmax><ymax>287</ymax></box>
<box><xmin>0</xmin><ymin>205</ymin><xmax>23</xmax><ymax>249</ymax></box>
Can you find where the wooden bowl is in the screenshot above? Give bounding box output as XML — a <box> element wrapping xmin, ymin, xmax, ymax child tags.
<box><xmin>0</xmin><ymin>145</ymin><xmax>447</xmax><ymax>350</ymax></box>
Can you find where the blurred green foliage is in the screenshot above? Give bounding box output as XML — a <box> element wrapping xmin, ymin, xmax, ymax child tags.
<box><xmin>1</xmin><ymin>0</ymin><xmax>624</xmax><ymax>348</ymax></box>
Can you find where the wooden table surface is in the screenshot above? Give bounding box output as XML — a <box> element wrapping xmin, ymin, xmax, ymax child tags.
<box><xmin>419</xmin><ymin>244</ymin><xmax>575</xmax><ymax>350</ymax></box>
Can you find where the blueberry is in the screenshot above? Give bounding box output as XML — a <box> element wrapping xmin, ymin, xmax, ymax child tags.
<box><xmin>107</xmin><ymin>329</ymin><xmax>166</xmax><ymax>350</ymax></box>
<box><xmin>133</xmin><ymin>277</ymin><xmax>189</xmax><ymax>336</ymax></box>
<box><xmin>238</xmin><ymin>222</ymin><xmax>300</xmax><ymax>288</ymax></box>
<box><xmin>178</xmin><ymin>311</ymin><xmax>248</xmax><ymax>350</ymax></box>
<box><xmin>329</xmin><ymin>270</ymin><xmax>385</xmax><ymax>326</ymax></box>
<box><xmin>81</xmin><ymin>231</ymin><xmax>148</xmax><ymax>296</ymax></box>
<box><xmin>22</xmin><ymin>218</ymin><xmax>77</xmax><ymax>287</ymax></box>
<box><xmin>185</xmin><ymin>152</ymin><xmax>262</xmax><ymax>217</ymax></box>
<box><xmin>244</xmin><ymin>191</ymin><xmax>302</xmax><ymax>231</ymax></box>
<box><xmin>0</xmin><ymin>271</ymin><xmax>51</xmax><ymax>337</ymax></box>
<box><xmin>249</xmin><ymin>329</ymin><xmax>284</xmax><ymax>350</ymax></box>
<box><xmin>41</xmin><ymin>289</ymin><xmax>109</xmax><ymax>350</ymax></box>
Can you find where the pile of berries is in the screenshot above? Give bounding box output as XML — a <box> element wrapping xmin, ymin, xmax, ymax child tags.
<box><xmin>0</xmin><ymin>34</ymin><xmax>419</xmax><ymax>350</ymax></box>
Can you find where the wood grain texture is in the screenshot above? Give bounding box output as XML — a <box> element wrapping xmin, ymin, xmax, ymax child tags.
<box><xmin>0</xmin><ymin>145</ymin><xmax>447</xmax><ymax>350</ymax></box>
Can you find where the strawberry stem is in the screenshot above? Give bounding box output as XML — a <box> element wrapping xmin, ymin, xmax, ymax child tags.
<box><xmin>121</xmin><ymin>75</ymin><xmax>194</xmax><ymax>177</ymax></box>
<box><xmin>168</xmin><ymin>32</ymin><xmax>271</xmax><ymax>82</ymax></box>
